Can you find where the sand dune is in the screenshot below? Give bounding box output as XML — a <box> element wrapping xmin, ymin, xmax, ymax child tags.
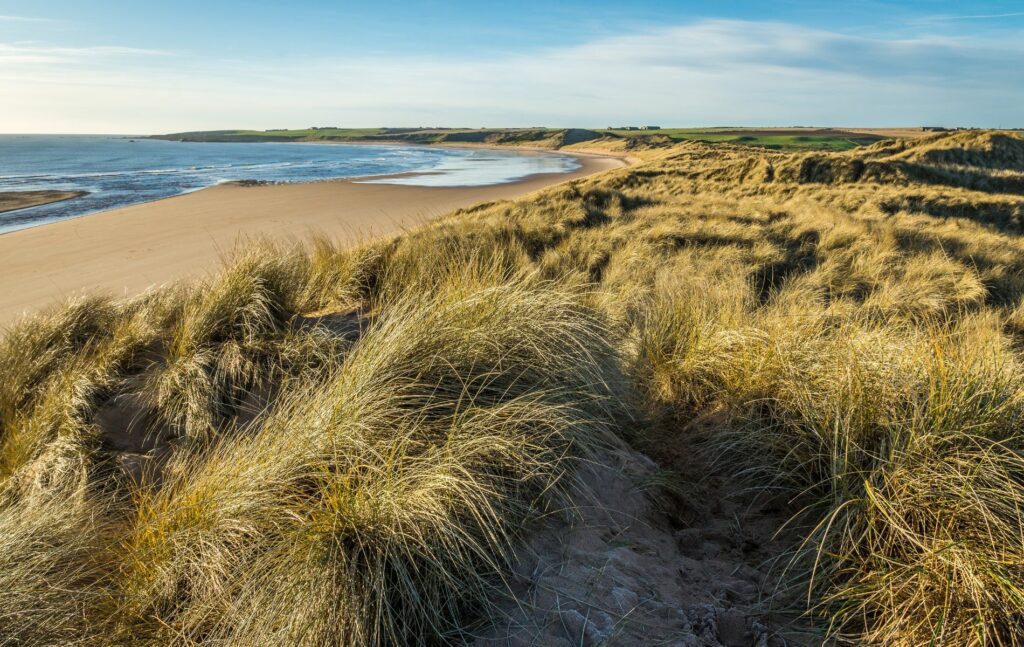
<box><xmin>0</xmin><ymin>153</ymin><xmax>624</xmax><ymax>326</ymax></box>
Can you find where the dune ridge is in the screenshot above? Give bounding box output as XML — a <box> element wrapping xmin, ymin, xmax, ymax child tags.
<box><xmin>2</xmin><ymin>131</ymin><xmax>1024</xmax><ymax>645</ymax></box>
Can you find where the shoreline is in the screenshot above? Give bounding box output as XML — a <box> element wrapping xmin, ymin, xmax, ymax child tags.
<box><xmin>0</xmin><ymin>149</ymin><xmax>626</xmax><ymax>326</ymax></box>
<box><xmin>0</xmin><ymin>144</ymin><xmax>603</xmax><ymax>237</ymax></box>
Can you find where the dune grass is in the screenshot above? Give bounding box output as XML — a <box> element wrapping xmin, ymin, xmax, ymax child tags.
<box><xmin>2</xmin><ymin>130</ymin><xmax>1024</xmax><ymax>645</ymax></box>
<box><xmin>599</xmin><ymin>128</ymin><xmax>886</xmax><ymax>150</ymax></box>
<box><xmin>0</xmin><ymin>241</ymin><xmax>628</xmax><ymax>645</ymax></box>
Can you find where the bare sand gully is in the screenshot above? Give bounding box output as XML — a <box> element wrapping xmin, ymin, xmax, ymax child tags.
<box><xmin>0</xmin><ymin>149</ymin><xmax>626</xmax><ymax>327</ymax></box>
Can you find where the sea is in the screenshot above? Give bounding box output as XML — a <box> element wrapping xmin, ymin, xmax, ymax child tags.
<box><xmin>0</xmin><ymin>135</ymin><xmax>579</xmax><ymax>234</ymax></box>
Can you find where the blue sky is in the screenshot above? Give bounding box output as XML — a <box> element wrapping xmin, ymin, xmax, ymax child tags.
<box><xmin>2</xmin><ymin>1</ymin><xmax>1023</xmax><ymax>132</ymax></box>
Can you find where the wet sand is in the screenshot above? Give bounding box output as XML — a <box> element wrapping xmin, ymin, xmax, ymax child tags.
<box><xmin>0</xmin><ymin>190</ymin><xmax>89</xmax><ymax>214</ymax></box>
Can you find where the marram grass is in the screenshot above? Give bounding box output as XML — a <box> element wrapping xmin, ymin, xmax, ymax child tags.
<box><xmin>2</xmin><ymin>131</ymin><xmax>1024</xmax><ymax>645</ymax></box>
<box><xmin>0</xmin><ymin>240</ymin><xmax>627</xmax><ymax>646</ymax></box>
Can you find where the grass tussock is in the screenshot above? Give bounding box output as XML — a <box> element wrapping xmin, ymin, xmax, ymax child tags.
<box><xmin>0</xmin><ymin>242</ymin><xmax>626</xmax><ymax>645</ymax></box>
<box><xmin>2</xmin><ymin>130</ymin><xmax>1024</xmax><ymax>645</ymax></box>
<box><xmin>0</xmin><ymin>489</ymin><xmax>114</xmax><ymax>646</ymax></box>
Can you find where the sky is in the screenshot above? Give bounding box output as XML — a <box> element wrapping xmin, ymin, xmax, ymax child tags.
<box><xmin>1</xmin><ymin>0</ymin><xmax>1023</xmax><ymax>133</ymax></box>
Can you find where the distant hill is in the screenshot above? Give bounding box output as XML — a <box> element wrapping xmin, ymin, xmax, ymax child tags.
<box><xmin>153</xmin><ymin>126</ymin><xmax>892</xmax><ymax>151</ymax></box>
<box><xmin>152</xmin><ymin>127</ymin><xmax>607</xmax><ymax>149</ymax></box>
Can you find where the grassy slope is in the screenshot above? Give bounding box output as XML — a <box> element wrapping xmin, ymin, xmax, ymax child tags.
<box><xmin>154</xmin><ymin>126</ymin><xmax>887</xmax><ymax>151</ymax></box>
<box><xmin>599</xmin><ymin>127</ymin><xmax>886</xmax><ymax>150</ymax></box>
<box><xmin>3</xmin><ymin>130</ymin><xmax>1024</xmax><ymax>645</ymax></box>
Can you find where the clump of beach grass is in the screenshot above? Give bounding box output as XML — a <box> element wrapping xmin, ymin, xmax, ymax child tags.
<box><xmin>111</xmin><ymin>269</ymin><xmax>626</xmax><ymax>645</ymax></box>
<box><xmin>0</xmin><ymin>239</ymin><xmax>628</xmax><ymax>645</ymax></box>
<box><xmin>0</xmin><ymin>485</ymin><xmax>115</xmax><ymax>646</ymax></box>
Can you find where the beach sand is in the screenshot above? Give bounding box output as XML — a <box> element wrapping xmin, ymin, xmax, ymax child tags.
<box><xmin>0</xmin><ymin>152</ymin><xmax>624</xmax><ymax>326</ymax></box>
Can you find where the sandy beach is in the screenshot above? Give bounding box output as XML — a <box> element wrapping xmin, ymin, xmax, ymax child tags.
<box><xmin>0</xmin><ymin>152</ymin><xmax>624</xmax><ymax>326</ymax></box>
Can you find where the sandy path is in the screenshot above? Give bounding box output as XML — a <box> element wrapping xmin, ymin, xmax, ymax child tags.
<box><xmin>0</xmin><ymin>153</ymin><xmax>624</xmax><ymax>326</ymax></box>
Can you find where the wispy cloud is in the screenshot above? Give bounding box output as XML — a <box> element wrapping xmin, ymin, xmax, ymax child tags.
<box><xmin>915</xmin><ymin>11</ymin><xmax>1024</xmax><ymax>22</ymax></box>
<box><xmin>0</xmin><ymin>15</ymin><xmax>52</xmax><ymax>22</ymax></box>
<box><xmin>1</xmin><ymin>19</ymin><xmax>1023</xmax><ymax>132</ymax></box>
<box><xmin>0</xmin><ymin>43</ymin><xmax>173</xmax><ymax>65</ymax></box>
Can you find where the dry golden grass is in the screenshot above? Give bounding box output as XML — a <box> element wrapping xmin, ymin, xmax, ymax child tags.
<box><xmin>2</xmin><ymin>130</ymin><xmax>1024</xmax><ymax>645</ymax></box>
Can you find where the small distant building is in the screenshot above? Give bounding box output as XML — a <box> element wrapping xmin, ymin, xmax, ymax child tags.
<box><xmin>640</xmin><ymin>126</ymin><xmax>661</xmax><ymax>130</ymax></box>
<box><xmin>922</xmin><ymin>126</ymin><xmax>949</xmax><ymax>132</ymax></box>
